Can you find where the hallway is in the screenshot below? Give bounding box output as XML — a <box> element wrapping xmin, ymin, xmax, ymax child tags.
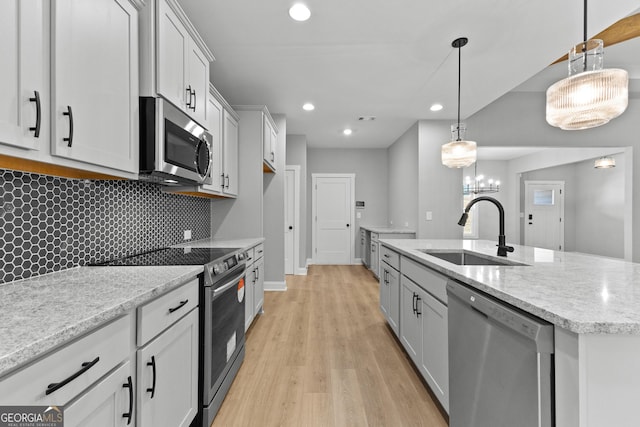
<box><xmin>212</xmin><ymin>265</ymin><xmax>449</xmax><ymax>426</ymax></box>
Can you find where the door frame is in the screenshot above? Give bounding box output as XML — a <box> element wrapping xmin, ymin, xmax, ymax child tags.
<box><xmin>524</xmin><ymin>180</ymin><xmax>565</xmax><ymax>250</ymax></box>
<box><xmin>311</xmin><ymin>173</ymin><xmax>356</xmax><ymax>265</ymax></box>
<box><xmin>285</xmin><ymin>165</ymin><xmax>301</xmax><ymax>275</ymax></box>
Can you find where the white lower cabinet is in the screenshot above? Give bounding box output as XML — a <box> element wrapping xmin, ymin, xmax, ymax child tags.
<box><xmin>245</xmin><ymin>264</ymin><xmax>256</xmax><ymax>331</ymax></box>
<box><xmin>380</xmin><ymin>260</ymin><xmax>400</xmax><ymax>336</ymax></box>
<box><xmin>64</xmin><ymin>361</ymin><xmax>134</xmax><ymax>427</ymax></box>
<box><xmin>0</xmin><ymin>277</ymin><xmax>201</xmax><ymax>427</ymax></box>
<box><xmin>245</xmin><ymin>243</ymin><xmax>265</xmax><ymax>331</ymax></box>
<box><xmin>137</xmin><ymin>288</ymin><xmax>199</xmax><ymax>427</ymax></box>
<box><xmin>400</xmin><ymin>276</ymin><xmax>422</xmax><ymax>362</ymax></box>
<box><xmin>399</xmin><ymin>258</ymin><xmax>449</xmax><ymax>412</ymax></box>
<box><xmin>418</xmin><ymin>290</ymin><xmax>449</xmax><ymax>411</ymax></box>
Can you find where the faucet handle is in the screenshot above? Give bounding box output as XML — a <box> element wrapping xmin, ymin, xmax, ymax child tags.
<box><xmin>497</xmin><ymin>244</ymin><xmax>514</xmax><ymax>257</ymax></box>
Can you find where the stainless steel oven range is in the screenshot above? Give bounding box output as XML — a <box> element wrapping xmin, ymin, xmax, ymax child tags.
<box><xmin>93</xmin><ymin>246</ymin><xmax>247</xmax><ymax>427</ymax></box>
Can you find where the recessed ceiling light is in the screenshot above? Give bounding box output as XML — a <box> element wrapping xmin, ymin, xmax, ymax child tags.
<box><xmin>303</xmin><ymin>103</ymin><xmax>315</xmax><ymax>111</ymax></box>
<box><xmin>289</xmin><ymin>3</ymin><xmax>311</xmax><ymax>21</ymax></box>
<box><xmin>430</xmin><ymin>103</ymin><xmax>443</xmax><ymax>112</ymax></box>
<box><xmin>343</xmin><ymin>129</ymin><xmax>353</xmax><ymax>136</ymax></box>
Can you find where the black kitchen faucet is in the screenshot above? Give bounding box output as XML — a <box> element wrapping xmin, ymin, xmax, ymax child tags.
<box><xmin>458</xmin><ymin>196</ymin><xmax>514</xmax><ymax>257</ymax></box>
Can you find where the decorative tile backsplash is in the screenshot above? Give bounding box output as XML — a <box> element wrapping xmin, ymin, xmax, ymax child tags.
<box><xmin>0</xmin><ymin>169</ymin><xmax>210</xmax><ymax>284</ymax></box>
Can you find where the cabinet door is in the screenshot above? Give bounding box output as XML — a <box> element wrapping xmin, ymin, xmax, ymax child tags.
<box><xmin>387</xmin><ymin>266</ymin><xmax>400</xmax><ymax>335</ymax></box>
<box><xmin>244</xmin><ymin>266</ymin><xmax>255</xmax><ymax>331</ymax></box>
<box><xmin>419</xmin><ymin>291</ymin><xmax>449</xmax><ymax>411</ymax></box>
<box><xmin>51</xmin><ymin>0</ymin><xmax>138</xmax><ymax>173</ymax></box>
<box><xmin>0</xmin><ymin>0</ymin><xmax>48</xmax><ymax>151</ymax></box>
<box><xmin>370</xmin><ymin>242</ymin><xmax>379</xmax><ymax>277</ymax></box>
<box><xmin>254</xmin><ymin>257</ymin><xmax>265</xmax><ymax>315</ymax></box>
<box><xmin>156</xmin><ymin>0</ymin><xmax>188</xmax><ymax>111</ymax></box>
<box><xmin>223</xmin><ymin>110</ymin><xmax>239</xmax><ymax>196</ymax></box>
<box><xmin>137</xmin><ymin>309</ymin><xmax>198</xmax><ymax>427</ymax></box>
<box><xmin>202</xmin><ymin>95</ymin><xmax>223</xmax><ymax>194</ymax></box>
<box><xmin>400</xmin><ymin>277</ymin><xmax>421</xmax><ymax>364</ymax></box>
<box><xmin>379</xmin><ymin>265</ymin><xmax>390</xmax><ymax>317</ymax></box>
<box><xmin>65</xmin><ymin>361</ymin><xmax>134</xmax><ymax>427</ymax></box>
<box><xmin>187</xmin><ymin>44</ymin><xmax>209</xmax><ymax>126</ymax></box>
<box><xmin>262</xmin><ymin>116</ymin><xmax>272</xmax><ymax>168</ymax></box>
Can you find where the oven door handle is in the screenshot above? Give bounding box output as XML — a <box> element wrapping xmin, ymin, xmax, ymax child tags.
<box><xmin>213</xmin><ymin>266</ymin><xmax>246</xmax><ymax>297</ymax></box>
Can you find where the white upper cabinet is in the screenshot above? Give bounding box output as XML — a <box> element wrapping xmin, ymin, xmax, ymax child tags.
<box><xmin>223</xmin><ymin>109</ymin><xmax>239</xmax><ymax>196</ymax></box>
<box><xmin>142</xmin><ymin>0</ymin><xmax>213</xmax><ymax>127</ymax></box>
<box><xmin>0</xmin><ymin>0</ymin><xmax>49</xmax><ymax>151</ymax></box>
<box><xmin>51</xmin><ymin>0</ymin><xmax>139</xmax><ymax>173</ymax></box>
<box><xmin>262</xmin><ymin>113</ymin><xmax>277</xmax><ymax>172</ymax></box>
<box><xmin>202</xmin><ymin>93</ymin><xmax>224</xmax><ymax>195</ymax></box>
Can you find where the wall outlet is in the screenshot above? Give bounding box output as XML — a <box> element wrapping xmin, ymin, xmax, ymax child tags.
<box><xmin>184</xmin><ymin>230</ymin><xmax>192</xmax><ymax>240</ymax></box>
<box><xmin>404</xmin><ymin>222</ymin><xmax>409</xmax><ymax>227</ymax></box>
<box><xmin>356</xmin><ymin>212</ymin><xmax>362</xmax><ymax>219</ymax></box>
<box><xmin>426</xmin><ymin>211</ymin><xmax>433</xmax><ymax>221</ymax></box>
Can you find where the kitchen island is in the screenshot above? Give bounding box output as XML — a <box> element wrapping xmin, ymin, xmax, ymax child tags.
<box><xmin>380</xmin><ymin>238</ymin><xmax>640</xmax><ymax>427</ymax></box>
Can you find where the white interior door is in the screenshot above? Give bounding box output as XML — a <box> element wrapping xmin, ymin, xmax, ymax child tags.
<box><xmin>313</xmin><ymin>174</ymin><xmax>354</xmax><ymax>264</ymax></box>
<box><xmin>524</xmin><ymin>181</ymin><xmax>565</xmax><ymax>250</ymax></box>
<box><xmin>284</xmin><ymin>168</ymin><xmax>295</xmax><ymax>274</ymax></box>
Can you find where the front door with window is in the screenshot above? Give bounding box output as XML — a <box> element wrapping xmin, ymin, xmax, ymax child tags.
<box><xmin>524</xmin><ymin>181</ymin><xmax>564</xmax><ymax>250</ymax></box>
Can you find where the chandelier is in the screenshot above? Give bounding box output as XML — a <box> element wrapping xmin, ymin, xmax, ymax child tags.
<box><xmin>442</xmin><ymin>37</ymin><xmax>477</xmax><ymax>168</ymax></box>
<box><xmin>546</xmin><ymin>0</ymin><xmax>628</xmax><ymax>130</ymax></box>
<box><xmin>463</xmin><ymin>163</ymin><xmax>500</xmax><ymax>195</ymax></box>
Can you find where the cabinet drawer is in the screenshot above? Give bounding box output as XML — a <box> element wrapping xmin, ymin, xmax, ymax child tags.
<box><xmin>360</xmin><ymin>229</ymin><xmax>366</xmax><ymax>238</ymax></box>
<box><xmin>254</xmin><ymin>243</ymin><xmax>265</xmax><ymax>260</ymax></box>
<box><xmin>0</xmin><ymin>315</ymin><xmax>131</xmax><ymax>405</ymax></box>
<box><xmin>137</xmin><ymin>278</ymin><xmax>199</xmax><ymax>346</ymax></box>
<box><xmin>380</xmin><ymin>245</ymin><xmax>400</xmax><ymax>270</ymax></box>
<box><xmin>401</xmin><ymin>256</ymin><xmax>448</xmax><ymax>303</ymax></box>
<box><xmin>245</xmin><ymin>247</ymin><xmax>255</xmax><ymax>265</ymax></box>
<box><xmin>371</xmin><ymin>232</ymin><xmax>379</xmax><ymax>241</ymax></box>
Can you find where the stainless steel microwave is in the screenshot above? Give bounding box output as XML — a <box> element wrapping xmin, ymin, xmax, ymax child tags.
<box><xmin>139</xmin><ymin>97</ymin><xmax>213</xmax><ymax>185</ymax></box>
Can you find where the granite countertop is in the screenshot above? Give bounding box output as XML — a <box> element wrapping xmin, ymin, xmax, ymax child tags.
<box><xmin>379</xmin><ymin>239</ymin><xmax>640</xmax><ymax>335</ymax></box>
<box><xmin>0</xmin><ymin>265</ymin><xmax>202</xmax><ymax>378</ymax></box>
<box><xmin>173</xmin><ymin>237</ymin><xmax>265</xmax><ymax>249</ymax></box>
<box><xmin>359</xmin><ymin>225</ymin><xmax>416</xmax><ymax>234</ymax></box>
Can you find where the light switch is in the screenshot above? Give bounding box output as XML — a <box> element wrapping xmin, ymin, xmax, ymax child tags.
<box><xmin>426</xmin><ymin>211</ymin><xmax>433</xmax><ymax>221</ymax></box>
<box><xmin>356</xmin><ymin>212</ymin><xmax>362</xmax><ymax>219</ymax></box>
<box><xmin>184</xmin><ymin>230</ymin><xmax>192</xmax><ymax>240</ymax></box>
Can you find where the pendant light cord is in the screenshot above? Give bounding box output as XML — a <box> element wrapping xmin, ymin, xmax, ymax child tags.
<box><xmin>583</xmin><ymin>0</ymin><xmax>588</xmax><ymax>72</ymax></box>
<box><xmin>457</xmin><ymin>44</ymin><xmax>462</xmax><ymax>141</ymax></box>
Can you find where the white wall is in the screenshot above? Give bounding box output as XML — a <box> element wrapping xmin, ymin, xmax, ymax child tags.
<box><xmin>263</xmin><ymin>115</ymin><xmax>286</xmax><ymax>283</ymax></box>
<box><xmin>388</xmin><ymin>123</ymin><xmax>419</xmax><ymax>230</ymax></box>
<box><xmin>574</xmin><ymin>153</ymin><xmax>625</xmax><ymax>258</ymax></box>
<box><xmin>306</xmin><ymin>148</ymin><xmax>388</xmax><ymax>262</ymax></box>
<box><xmin>286</xmin><ymin>134</ymin><xmax>308</xmax><ymax>272</ymax></box>
<box><xmin>418</xmin><ymin>120</ymin><xmax>464</xmax><ymax>239</ymax></box>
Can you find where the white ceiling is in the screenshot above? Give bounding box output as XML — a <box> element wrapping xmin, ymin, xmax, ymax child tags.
<box><xmin>177</xmin><ymin>0</ymin><xmax>640</xmax><ymax>149</ymax></box>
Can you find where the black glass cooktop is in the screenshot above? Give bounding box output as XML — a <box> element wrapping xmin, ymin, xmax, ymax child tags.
<box><xmin>93</xmin><ymin>247</ymin><xmax>239</xmax><ymax>266</ymax></box>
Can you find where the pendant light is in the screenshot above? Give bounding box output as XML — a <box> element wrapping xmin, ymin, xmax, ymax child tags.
<box><xmin>546</xmin><ymin>0</ymin><xmax>628</xmax><ymax>130</ymax></box>
<box><xmin>442</xmin><ymin>37</ymin><xmax>477</xmax><ymax>168</ymax></box>
<box><xmin>594</xmin><ymin>156</ymin><xmax>616</xmax><ymax>168</ymax></box>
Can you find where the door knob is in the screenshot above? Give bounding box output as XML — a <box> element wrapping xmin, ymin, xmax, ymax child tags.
<box><xmin>346</xmin><ymin>224</ymin><xmax>350</xmax><ymax>227</ymax></box>
<box><xmin>288</xmin><ymin>226</ymin><xmax>293</xmax><ymax>230</ymax></box>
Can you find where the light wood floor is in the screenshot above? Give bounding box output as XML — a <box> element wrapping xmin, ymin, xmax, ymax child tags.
<box><xmin>212</xmin><ymin>265</ymin><xmax>449</xmax><ymax>427</ymax></box>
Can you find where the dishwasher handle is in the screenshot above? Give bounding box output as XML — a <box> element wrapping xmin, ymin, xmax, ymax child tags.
<box><xmin>446</xmin><ymin>280</ymin><xmax>554</xmax><ymax>353</ymax></box>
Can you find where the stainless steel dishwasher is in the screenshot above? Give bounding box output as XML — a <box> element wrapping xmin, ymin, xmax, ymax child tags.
<box><xmin>446</xmin><ymin>280</ymin><xmax>555</xmax><ymax>427</ymax></box>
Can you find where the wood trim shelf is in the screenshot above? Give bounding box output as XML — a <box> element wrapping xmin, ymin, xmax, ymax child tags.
<box><xmin>0</xmin><ymin>154</ymin><xmax>126</xmax><ymax>181</ymax></box>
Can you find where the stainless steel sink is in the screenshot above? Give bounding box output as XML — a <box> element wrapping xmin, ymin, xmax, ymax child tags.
<box><xmin>419</xmin><ymin>249</ymin><xmax>528</xmax><ymax>266</ymax></box>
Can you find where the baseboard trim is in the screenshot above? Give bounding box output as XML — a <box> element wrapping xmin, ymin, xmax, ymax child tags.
<box><xmin>265</xmin><ymin>280</ymin><xmax>287</xmax><ymax>291</ymax></box>
<box><xmin>295</xmin><ymin>267</ymin><xmax>308</xmax><ymax>275</ymax></box>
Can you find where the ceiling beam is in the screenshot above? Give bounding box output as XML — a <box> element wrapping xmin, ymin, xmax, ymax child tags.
<box><xmin>552</xmin><ymin>13</ymin><xmax>640</xmax><ymax>64</ymax></box>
